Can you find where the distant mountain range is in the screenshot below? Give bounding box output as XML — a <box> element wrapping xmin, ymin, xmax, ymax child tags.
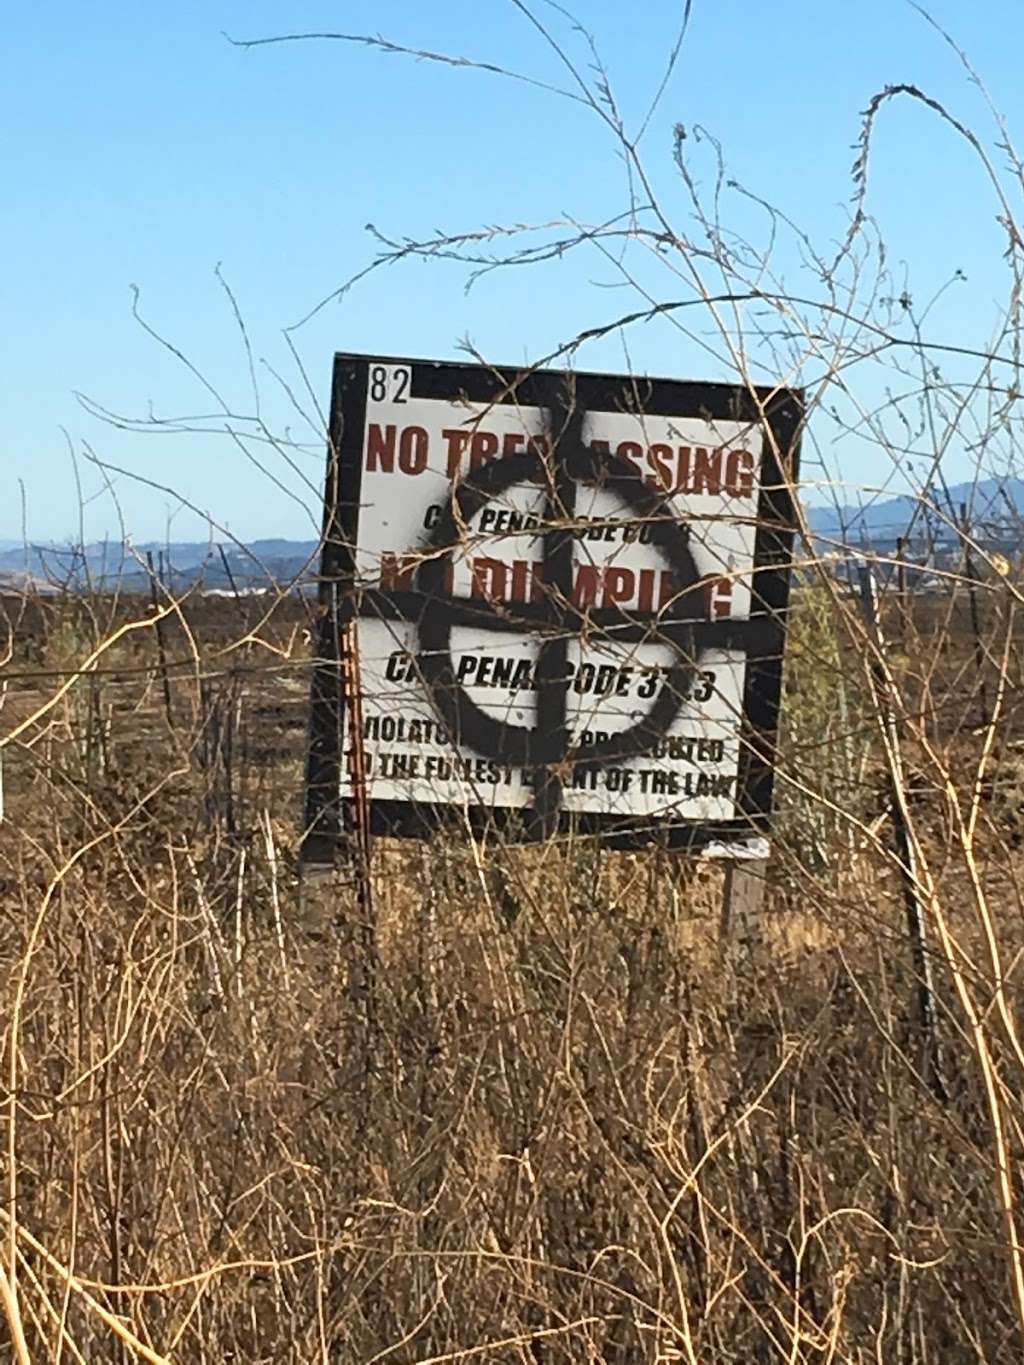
<box><xmin>805</xmin><ymin>476</ymin><xmax>1024</xmax><ymax>547</ymax></box>
<box><xmin>0</xmin><ymin>539</ymin><xmax>320</xmax><ymax>594</ymax></box>
<box><xmin>2</xmin><ymin>477</ymin><xmax>1022</xmax><ymax>593</ymax></box>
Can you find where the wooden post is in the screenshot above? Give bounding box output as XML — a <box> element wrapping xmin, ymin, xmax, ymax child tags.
<box><xmin>340</xmin><ymin>619</ymin><xmax>379</xmax><ymax>1144</ymax></box>
<box><xmin>895</xmin><ymin>534</ymin><xmax>908</xmax><ymax>647</ymax></box>
<box><xmin>217</xmin><ymin>544</ymin><xmax>244</xmax><ymax>615</ymax></box>
<box><xmin>857</xmin><ymin>565</ymin><xmax>947</xmax><ymax>1101</ymax></box>
<box><xmin>960</xmin><ymin>503</ymin><xmax>989</xmax><ymax>726</ymax></box>
<box><xmin>721</xmin><ymin>857</ymin><xmax>768</xmax><ymax>949</ymax></box>
<box><xmin>146</xmin><ymin>549</ymin><xmax>174</xmax><ymax>729</ymax></box>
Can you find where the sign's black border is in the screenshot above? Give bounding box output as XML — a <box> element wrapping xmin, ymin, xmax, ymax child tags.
<box><xmin>302</xmin><ymin>353</ymin><xmax>802</xmax><ymax>863</ymax></box>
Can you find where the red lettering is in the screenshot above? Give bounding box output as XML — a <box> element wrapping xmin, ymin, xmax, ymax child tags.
<box><xmin>470</xmin><ymin>430</ymin><xmax>500</xmax><ymax>470</ymax></box>
<box><xmin>692</xmin><ymin>448</ymin><xmax>722</xmax><ymax>495</ymax></box>
<box><xmin>708</xmin><ymin>576</ymin><xmax>733</xmax><ymax>618</ymax></box>
<box><xmin>502</xmin><ymin>432</ymin><xmax>525</xmax><ymax>457</ymax></box>
<box><xmin>442</xmin><ymin>428</ymin><xmax>471</xmax><ymax>478</ymax></box>
<box><xmin>602</xmin><ymin>567</ymin><xmax>635</xmax><ymax>607</ymax></box>
<box><xmin>501</xmin><ymin>559</ymin><xmax>547</xmax><ymax>603</ymax></box>
<box><xmin>647</xmin><ymin>443</ymin><xmax>673</xmax><ymax>490</ymax></box>
<box><xmin>615</xmin><ymin>440</ymin><xmax>643</xmax><ymax>478</ymax></box>
<box><xmin>510</xmin><ymin>559</ymin><xmax>529</xmax><ymax>603</ymax></box>
<box><xmin>677</xmin><ymin>446</ymin><xmax>692</xmax><ymax>492</ymax></box>
<box><xmin>366</xmin><ymin>423</ymin><xmax>396</xmax><ymax>473</ymax></box>
<box><xmin>725</xmin><ymin>448</ymin><xmax>755</xmax><ymax>497</ymax></box>
<box><xmin>636</xmin><ymin>567</ymin><xmax>656</xmax><ymax>612</ymax></box>
<box><xmin>471</xmin><ymin>556</ymin><xmax>508</xmax><ymax>600</ymax></box>
<box><xmin>573</xmin><ymin>564</ymin><xmax>601</xmax><ymax>608</ymax></box>
<box><xmin>379</xmin><ymin>551</ymin><xmax>418</xmax><ymax>590</ymax></box>
<box><xmin>528</xmin><ymin>560</ymin><xmax>545</xmax><ymax>601</ymax></box>
<box><xmin>398</xmin><ymin>425</ymin><xmax>428</xmax><ymax>475</ymax></box>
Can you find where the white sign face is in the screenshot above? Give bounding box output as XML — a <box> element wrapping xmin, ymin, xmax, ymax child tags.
<box><xmin>304</xmin><ymin>356</ymin><xmax>800</xmax><ymax>857</ymax></box>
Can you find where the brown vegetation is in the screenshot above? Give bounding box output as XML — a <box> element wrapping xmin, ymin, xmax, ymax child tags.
<box><xmin>2</xmin><ymin>576</ymin><xmax>1024</xmax><ymax>1361</ymax></box>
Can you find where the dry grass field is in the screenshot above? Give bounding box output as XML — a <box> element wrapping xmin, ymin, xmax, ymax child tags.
<box><xmin>3</xmin><ymin>575</ymin><xmax>1024</xmax><ymax>1362</ymax></box>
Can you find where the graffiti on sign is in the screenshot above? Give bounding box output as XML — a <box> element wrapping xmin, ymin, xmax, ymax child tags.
<box><xmin>303</xmin><ymin>355</ymin><xmax>801</xmax><ymax>862</ymax></box>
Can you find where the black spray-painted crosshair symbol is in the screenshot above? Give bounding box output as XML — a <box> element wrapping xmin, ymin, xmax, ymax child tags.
<box><xmin>413</xmin><ymin>395</ymin><xmax>730</xmax><ymax>831</ymax></box>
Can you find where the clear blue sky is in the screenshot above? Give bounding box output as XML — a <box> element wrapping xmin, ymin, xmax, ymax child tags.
<box><xmin>4</xmin><ymin>1</ymin><xmax>1022</xmax><ymax>542</ymax></box>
